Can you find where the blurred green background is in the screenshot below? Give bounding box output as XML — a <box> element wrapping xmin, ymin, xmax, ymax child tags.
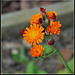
<box><xmin>1</xmin><ymin>0</ymin><xmax>74</xmax><ymax>74</ymax></box>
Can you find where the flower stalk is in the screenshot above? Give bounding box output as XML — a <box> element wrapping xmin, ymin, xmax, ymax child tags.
<box><xmin>51</xmin><ymin>45</ymin><xmax>73</xmax><ymax>73</ymax></box>
<box><xmin>42</xmin><ymin>50</ymin><xmax>56</xmax><ymax>58</ymax></box>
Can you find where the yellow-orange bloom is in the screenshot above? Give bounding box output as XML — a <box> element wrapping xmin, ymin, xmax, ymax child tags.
<box><xmin>46</xmin><ymin>11</ymin><xmax>57</xmax><ymax>21</ymax></box>
<box><xmin>30</xmin><ymin>13</ymin><xmax>43</xmax><ymax>25</ymax></box>
<box><xmin>23</xmin><ymin>24</ymin><xmax>45</xmax><ymax>46</ymax></box>
<box><xmin>47</xmin><ymin>21</ymin><xmax>62</xmax><ymax>35</ymax></box>
<box><xmin>30</xmin><ymin>45</ymin><xmax>44</xmax><ymax>57</ymax></box>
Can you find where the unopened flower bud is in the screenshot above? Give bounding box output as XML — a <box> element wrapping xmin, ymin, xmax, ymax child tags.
<box><xmin>51</xmin><ymin>13</ymin><xmax>56</xmax><ymax>21</ymax></box>
<box><xmin>46</xmin><ymin>11</ymin><xmax>57</xmax><ymax>21</ymax></box>
<box><xmin>40</xmin><ymin>7</ymin><xmax>46</xmax><ymax>15</ymax></box>
<box><xmin>48</xmin><ymin>39</ymin><xmax>55</xmax><ymax>46</ymax></box>
<box><xmin>39</xmin><ymin>18</ymin><xmax>43</xmax><ymax>25</ymax></box>
<box><xmin>20</xmin><ymin>29</ymin><xmax>24</xmax><ymax>35</ymax></box>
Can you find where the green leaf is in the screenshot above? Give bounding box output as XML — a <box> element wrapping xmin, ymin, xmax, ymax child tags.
<box><xmin>68</xmin><ymin>57</ymin><xmax>74</xmax><ymax>73</ymax></box>
<box><xmin>19</xmin><ymin>47</ymin><xmax>28</xmax><ymax>64</ymax></box>
<box><xmin>20</xmin><ymin>47</ymin><xmax>25</xmax><ymax>56</ymax></box>
<box><xmin>34</xmin><ymin>65</ymin><xmax>39</xmax><ymax>73</ymax></box>
<box><xmin>58</xmin><ymin>69</ymin><xmax>68</xmax><ymax>74</ymax></box>
<box><xmin>36</xmin><ymin>70</ymin><xmax>47</xmax><ymax>74</ymax></box>
<box><xmin>12</xmin><ymin>47</ymin><xmax>28</xmax><ymax>65</ymax></box>
<box><xmin>20</xmin><ymin>47</ymin><xmax>26</xmax><ymax>59</ymax></box>
<box><xmin>42</xmin><ymin>44</ymin><xmax>53</xmax><ymax>55</ymax></box>
<box><xmin>26</xmin><ymin>61</ymin><xmax>42</xmax><ymax>73</ymax></box>
<box><xmin>26</xmin><ymin>61</ymin><xmax>47</xmax><ymax>74</ymax></box>
<box><xmin>12</xmin><ymin>54</ymin><xmax>22</xmax><ymax>62</ymax></box>
<box><xmin>26</xmin><ymin>61</ymin><xmax>35</xmax><ymax>73</ymax></box>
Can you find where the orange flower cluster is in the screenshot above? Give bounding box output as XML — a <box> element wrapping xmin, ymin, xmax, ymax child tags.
<box><xmin>47</xmin><ymin>21</ymin><xmax>62</xmax><ymax>35</ymax></box>
<box><xmin>30</xmin><ymin>45</ymin><xmax>44</xmax><ymax>57</ymax></box>
<box><xmin>23</xmin><ymin>24</ymin><xmax>45</xmax><ymax>57</ymax></box>
<box><xmin>30</xmin><ymin>13</ymin><xmax>43</xmax><ymax>25</ymax></box>
<box><xmin>46</xmin><ymin>11</ymin><xmax>57</xmax><ymax>21</ymax></box>
<box><xmin>21</xmin><ymin>7</ymin><xmax>62</xmax><ymax>57</ymax></box>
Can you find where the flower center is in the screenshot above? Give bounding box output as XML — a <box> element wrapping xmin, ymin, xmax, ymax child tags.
<box><xmin>35</xmin><ymin>49</ymin><xmax>41</xmax><ymax>55</ymax></box>
<box><xmin>51</xmin><ymin>25</ymin><xmax>58</xmax><ymax>32</ymax></box>
<box><xmin>29</xmin><ymin>29</ymin><xmax>39</xmax><ymax>40</ymax></box>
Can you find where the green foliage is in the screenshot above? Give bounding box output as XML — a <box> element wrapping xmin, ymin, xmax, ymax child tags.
<box><xmin>12</xmin><ymin>46</ymin><xmax>47</xmax><ymax>74</ymax></box>
<box><xmin>12</xmin><ymin>46</ymin><xmax>29</xmax><ymax>65</ymax></box>
<box><xmin>42</xmin><ymin>44</ymin><xmax>53</xmax><ymax>55</ymax></box>
<box><xmin>68</xmin><ymin>57</ymin><xmax>74</xmax><ymax>73</ymax></box>
<box><xmin>58</xmin><ymin>57</ymin><xmax>74</xmax><ymax>74</ymax></box>
<box><xmin>26</xmin><ymin>61</ymin><xmax>35</xmax><ymax>73</ymax></box>
<box><xmin>58</xmin><ymin>69</ymin><xmax>68</xmax><ymax>74</ymax></box>
<box><xmin>36</xmin><ymin>70</ymin><xmax>47</xmax><ymax>74</ymax></box>
<box><xmin>26</xmin><ymin>61</ymin><xmax>47</xmax><ymax>74</ymax></box>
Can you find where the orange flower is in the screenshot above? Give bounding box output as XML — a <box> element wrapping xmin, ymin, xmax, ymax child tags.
<box><xmin>23</xmin><ymin>24</ymin><xmax>45</xmax><ymax>46</ymax></box>
<box><xmin>30</xmin><ymin>13</ymin><xmax>43</xmax><ymax>25</ymax></box>
<box><xmin>47</xmin><ymin>25</ymin><xmax>51</xmax><ymax>32</ymax></box>
<box><xmin>46</xmin><ymin>11</ymin><xmax>57</xmax><ymax>21</ymax></box>
<box><xmin>47</xmin><ymin>21</ymin><xmax>62</xmax><ymax>35</ymax></box>
<box><xmin>30</xmin><ymin>45</ymin><xmax>44</xmax><ymax>57</ymax></box>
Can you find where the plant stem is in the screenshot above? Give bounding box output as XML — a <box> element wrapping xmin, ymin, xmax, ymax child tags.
<box><xmin>52</xmin><ymin>45</ymin><xmax>73</xmax><ymax>73</ymax></box>
<box><xmin>42</xmin><ymin>50</ymin><xmax>56</xmax><ymax>58</ymax></box>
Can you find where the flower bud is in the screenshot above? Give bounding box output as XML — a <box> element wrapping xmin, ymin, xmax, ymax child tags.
<box><xmin>46</xmin><ymin>11</ymin><xmax>57</xmax><ymax>21</ymax></box>
<box><xmin>39</xmin><ymin>18</ymin><xmax>43</xmax><ymax>25</ymax></box>
<box><xmin>51</xmin><ymin>13</ymin><xmax>56</xmax><ymax>21</ymax></box>
<box><xmin>20</xmin><ymin>29</ymin><xmax>24</xmax><ymax>35</ymax></box>
<box><xmin>40</xmin><ymin>7</ymin><xmax>46</xmax><ymax>15</ymax></box>
<box><xmin>48</xmin><ymin>39</ymin><xmax>55</xmax><ymax>46</ymax></box>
